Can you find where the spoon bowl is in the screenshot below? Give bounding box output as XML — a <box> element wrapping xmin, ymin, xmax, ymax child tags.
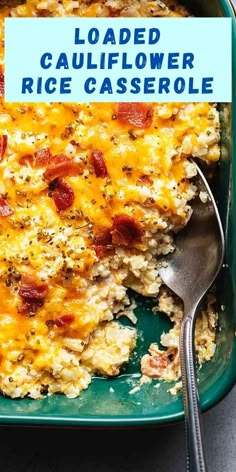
<box><xmin>159</xmin><ymin>160</ymin><xmax>225</xmax><ymax>472</ymax></box>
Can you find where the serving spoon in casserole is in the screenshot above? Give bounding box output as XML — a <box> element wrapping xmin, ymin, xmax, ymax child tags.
<box><xmin>159</xmin><ymin>160</ymin><xmax>224</xmax><ymax>472</ymax></box>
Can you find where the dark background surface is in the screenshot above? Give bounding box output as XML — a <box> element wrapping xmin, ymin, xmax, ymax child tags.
<box><xmin>0</xmin><ymin>384</ymin><xmax>235</xmax><ymax>472</ymax></box>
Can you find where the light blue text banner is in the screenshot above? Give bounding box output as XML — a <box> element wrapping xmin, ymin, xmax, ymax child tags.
<box><xmin>4</xmin><ymin>17</ymin><xmax>232</xmax><ymax>102</ymax></box>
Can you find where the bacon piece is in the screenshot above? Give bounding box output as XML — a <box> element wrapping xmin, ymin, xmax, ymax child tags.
<box><xmin>44</xmin><ymin>154</ymin><xmax>83</xmax><ymax>181</ymax></box>
<box><xmin>0</xmin><ymin>72</ymin><xmax>4</xmax><ymax>97</ymax></box>
<box><xmin>137</xmin><ymin>175</ymin><xmax>153</xmax><ymax>186</ymax></box>
<box><xmin>94</xmin><ymin>227</ymin><xmax>113</xmax><ymax>259</ymax></box>
<box><xmin>141</xmin><ymin>344</ymin><xmax>170</xmax><ymax>378</ymax></box>
<box><xmin>0</xmin><ymin>135</ymin><xmax>8</xmax><ymax>160</ymax></box>
<box><xmin>149</xmin><ymin>353</ymin><xmax>169</xmax><ymax>370</ymax></box>
<box><xmin>19</xmin><ymin>148</ymin><xmax>51</xmax><ymax>167</ymax></box>
<box><xmin>19</xmin><ymin>154</ymin><xmax>34</xmax><ymax>166</ymax></box>
<box><xmin>55</xmin><ymin>314</ymin><xmax>75</xmax><ymax>328</ymax></box>
<box><xmin>93</xmin><ymin>216</ymin><xmax>144</xmax><ymax>257</ymax></box>
<box><xmin>94</xmin><ymin>228</ymin><xmax>112</xmax><ymax>246</ymax></box>
<box><xmin>44</xmin><ymin>161</ymin><xmax>81</xmax><ymax>181</ymax></box>
<box><xmin>116</xmin><ymin>103</ymin><xmax>153</xmax><ymax>129</ymax></box>
<box><xmin>111</xmin><ymin>214</ymin><xmax>144</xmax><ymax>246</ymax></box>
<box><xmin>0</xmin><ymin>197</ymin><xmax>13</xmax><ymax>217</ymax></box>
<box><xmin>35</xmin><ymin>9</ymin><xmax>49</xmax><ymax>17</ymax></box>
<box><xmin>49</xmin><ymin>154</ymin><xmax>70</xmax><ymax>165</ymax></box>
<box><xmin>19</xmin><ymin>276</ymin><xmax>49</xmax><ymax>300</ymax></box>
<box><xmin>94</xmin><ymin>245</ymin><xmax>107</xmax><ymax>259</ymax></box>
<box><xmin>90</xmin><ymin>150</ymin><xmax>108</xmax><ymax>178</ymax></box>
<box><xmin>34</xmin><ymin>147</ymin><xmax>52</xmax><ymax>167</ymax></box>
<box><xmin>17</xmin><ymin>276</ymin><xmax>48</xmax><ymax>317</ymax></box>
<box><xmin>17</xmin><ymin>299</ymin><xmax>43</xmax><ymax>317</ymax></box>
<box><xmin>52</xmin><ymin>179</ymin><xmax>74</xmax><ymax>211</ymax></box>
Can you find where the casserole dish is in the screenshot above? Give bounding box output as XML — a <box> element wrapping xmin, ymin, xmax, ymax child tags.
<box><xmin>0</xmin><ymin>0</ymin><xmax>235</xmax><ymax>426</ymax></box>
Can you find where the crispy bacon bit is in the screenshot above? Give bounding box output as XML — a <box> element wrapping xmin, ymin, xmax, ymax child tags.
<box><xmin>34</xmin><ymin>147</ymin><xmax>52</xmax><ymax>167</ymax></box>
<box><xmin>116</xmin><ymin>103</ymin><xmax>153</xmax><ymax>129</ymax></box>
<box><xmin>149</xmin><ymin>353</ymin><xmax>169</xmax><ymax>370</ymax></box>
<box><xmin>94</xmin><ymin>228</ymin><xmax>112</xmax><ymax>246</ymax></box>
<box><xmin>94</xmin><ymin>227</ymin><xmax>113</xmax><ymax>259</ymax></box>
<box><xmin>93</xmin><ymin>216</ymin><xmax>143</xmax><ymax>257</ymax></box>
<box><xmin>0</xmin><ymin>197</ymin><xmax>13</xmax><ymax>217</ymax></box>
<box><xmin>141</xmin><ymin>344</ymin><xmax>170</xmax><ymax>378</ymax></box>
<box><xmin>44</xmin><ymin>154</ymin><xmax>83</xmax><ymax>181</ymax></box>
<box><xmin>19</xmin><ymin>148</ymin><xmax>51</xmax><ymax>167</ymax></box>
<box><xmin>49</xmin><ymin>154</ymin><xmax>70</xmax><ymax>166</ymax></box>
<box><xmin>17</xmin><ymin>299</ymin><xmax>43</xmax><ymax>317</ymax></box>
<box><xmin>45</xmin><ymin>319</ymin><xmax>55</xmax><ymax>328</ymax></box>
<box><xmin>94</xmin><ymin>245</ymin><xmax>107</xmax><ymax>259</ymax></box>
<box><xmin>51</xmin><ymin>179</ymin><xmax>74</xmax><ymax>211</ymax></box>
<box><xmin>55</xmin><ymin>314</ymin><xmax>75</xmax><ymax>328</ymax></box>
<box><xmin>90</xmin><ymin>150</ymin><xmax>108</xmax><ymax>178</ymax></box>
<box><xmin>111</xmin><ymin>214</ymin><xmax>144</xmax><ymax>246</ymax></box>
<box><xmin>19</xmin><ymin>152</ymin><xmax>83</xmax><ymax>179</ymax></box>
<box><xmin>19</xmin><ymin>276</ymin><xmax>49</xmax><ymax>300</ymax></box>
<box><xmin>0</xmin><ymin>135</ymin><xmax>8</xmax><ymax>160</ymax></box>
<box><xmin>19</xmin><ymin>154</ymin><xmax>34</xmax><ymax>166</ymax></box>
<box><xmin>18</xmin><ymin>276</ymin><xmax>48</xmax><ymax>317</ymax></box>
<box><xmin>0</xmin><ymin>72</ymin><xmax>4</xmax><ymax>97</ymax></box>
<box><xmin>36</xmin><ymin>9</ymin><xmax>50</xmax><ymax>17</ymax></box>
<box><xmin>137</xmin><ymin>175</ymin><xmax>153</xmax><ymax>186</ymax></box>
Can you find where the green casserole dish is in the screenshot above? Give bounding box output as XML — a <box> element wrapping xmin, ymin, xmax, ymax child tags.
<box><xmin>0</xmin><ymin>0</ymin><xmax>235</xmax><ymax>427</ymax></box>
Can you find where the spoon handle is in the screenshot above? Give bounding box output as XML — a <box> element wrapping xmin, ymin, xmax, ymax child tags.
<box><xmin>180</xmin><ymin>310</ymin><xmax>208</xmax><ymax>472</ymax></box>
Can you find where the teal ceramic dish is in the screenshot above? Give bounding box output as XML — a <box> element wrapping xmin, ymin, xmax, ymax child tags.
<box><xmin>0</xmin><ymin>0</ymin><xmax>235</xmax><ymax>427</ymax></box>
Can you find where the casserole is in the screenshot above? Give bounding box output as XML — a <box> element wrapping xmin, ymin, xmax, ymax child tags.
<box><xmin>0</xmin><ymin>0</ymin><xmax>235</xmax><ymax>426</ymax></box>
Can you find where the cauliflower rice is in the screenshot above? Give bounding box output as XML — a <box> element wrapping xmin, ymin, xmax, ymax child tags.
<box><xmin>0</xmin><ymin>0</ymin><xmax>220</xmax><ymax>399</ymax></box>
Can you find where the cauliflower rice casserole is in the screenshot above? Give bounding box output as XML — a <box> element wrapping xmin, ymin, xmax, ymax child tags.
<box><xmin>0</xmin><ymin>0</ymin><xmax>220</xmax><ymax>399</ymax></box>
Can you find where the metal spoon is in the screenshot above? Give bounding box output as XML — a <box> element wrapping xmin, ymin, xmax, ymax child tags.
<box><xmin>159</xmin><ymin>160</ymin><xmax>225</xmax><ymax>472</ymax></box>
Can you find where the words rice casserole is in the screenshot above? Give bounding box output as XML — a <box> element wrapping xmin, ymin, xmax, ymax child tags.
<box><xmin>0</xmin><ymin>0</ymin><xmax>220</xmax><ymax>399</ymax></box>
